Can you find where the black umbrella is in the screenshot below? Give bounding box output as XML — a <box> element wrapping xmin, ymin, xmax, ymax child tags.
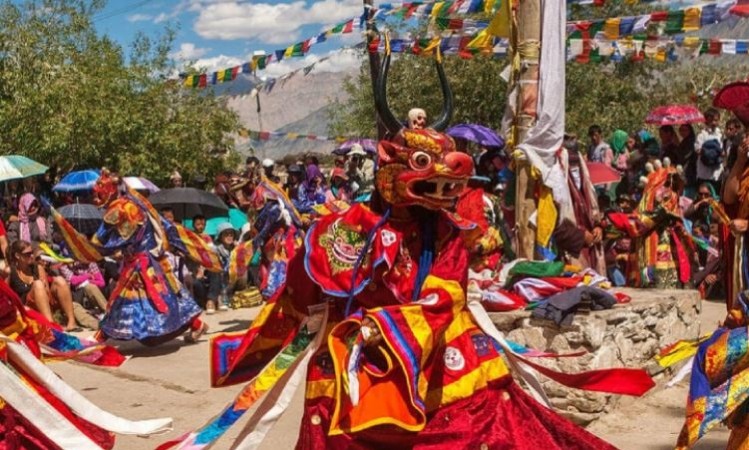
<box><xmin>148</xmin><ymin>188</ymin><xmax>229</xmax><ymax>222</ymax></box>
<box><xmin>58</xmin><ymin>203</ymin><xmax>103</xmax><ymax>236</ymax></box>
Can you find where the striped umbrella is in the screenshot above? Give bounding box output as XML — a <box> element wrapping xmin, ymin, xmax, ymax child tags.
<box><xmin>53</xmin><ymin>169</ymin><xmax>100</xmax><ymax>192</ymax></box>
<box><xmin>0</xmin><ymin>155</ymin><xmax>48</xmax><ymax>182</ymax></box>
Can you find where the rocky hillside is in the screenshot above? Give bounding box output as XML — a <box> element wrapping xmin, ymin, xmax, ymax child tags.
<box><xmin>225</xmin><ymin>69</ymin><xmax>358</xmax><ymax>160</ymax></box>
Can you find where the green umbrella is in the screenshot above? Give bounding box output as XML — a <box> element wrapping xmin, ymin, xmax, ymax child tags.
<box><xmin>0</xmin><ymin>155</ymin><xmax>48</xmax><ymax>182</ymax></box>
<box><xmin>183</xmin><ymin>208</ymin><xmax>248</xmax><ymax>237</ymax></box>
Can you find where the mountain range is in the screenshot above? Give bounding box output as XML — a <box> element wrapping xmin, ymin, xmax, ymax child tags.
<box><xmin>221</xmin><ymin>69</ymin><xmax>359</xmax><ymax>161</ymax></box>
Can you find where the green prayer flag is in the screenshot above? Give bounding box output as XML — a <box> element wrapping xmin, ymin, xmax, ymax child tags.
<box><xmin>665</xmin><ymin>10</ymin><xmax>685</xmax><ymax>34</ymax></box>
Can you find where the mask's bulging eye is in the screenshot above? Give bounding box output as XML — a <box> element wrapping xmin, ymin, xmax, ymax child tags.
<box><xmin>411</xmin><ymin>151</ymin><xmax>432</xmax><ymax>169</ymax></box>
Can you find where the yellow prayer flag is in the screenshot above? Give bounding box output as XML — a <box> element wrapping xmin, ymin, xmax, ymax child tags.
<box><xmin>284</xmin><ymin>46</ymin><xmax>294</xmax><ymax>58</ymax></box>
<box><xmin>535</xmin><ymin>185</ymin><xmax>557</xmax><ymax>248</ymax></box>
<box><xmin>683</xmin><ymin>36</ymin><xmax>701</xmax><ymax>49</ymax></box>
<box><xmin>655</xmin><ymin>47</ymin><xmax>667</xmax><ymax>62</ymax></box>
<box><xmin>422</xmin><ymin>37</ymin><xmax>442</xmax><ymax>54</ymax></box>
<box><xmin>467</xmin><ymin>30</ymin><xmax>492</xmax><ymax>50</ymax></box>
<box><xmin>487</xmin><ymin>0</ymin><xmax>511</xmax><ymax>38</ymax></box>
<box><xmin>286</xmin><ymin>133</ymin><xmax>299</xmax><ymax>139</ymax></box>
<box><xmin>683</xmin><ymin>7</ymin><xmax>701</xmax><ymax>31</ymax></box>
<box><xmin>604</xmin><ymin>18</ymin><xmax>620</xmax><ymax>40</ymax></box>
<box><xmin>431</xmin><ymin>2</ymin><xmax>445</xmax><ymax>17</ymax></box>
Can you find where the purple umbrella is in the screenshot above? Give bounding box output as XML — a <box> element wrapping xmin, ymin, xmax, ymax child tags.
<box><xmin>333</xmin><ymin>138</ymin><xmax>377</xmax><ymax>156</ymax></box>
<box><xmin>446</xmin><ymin>124</ymin><xmax>505</xmax><ymax>149</ymax></box>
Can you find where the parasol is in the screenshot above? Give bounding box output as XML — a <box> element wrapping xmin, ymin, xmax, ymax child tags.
<box><xmin>57</xmin><ymin>203</ymin><xmax>103</xmax><ymax>235</ymax></box>
<box><xmin>645</xmin><ymin>105</ymin><xmax>705</xmax><ymax>126</ymax></box>
<box><xmin>333</xmin><ymin>138</ymin><xmax>377</xmax><ymax>156</ymax></box>
<box><xmin>0</xmin><ymin>155</ymin><xmax>48</xmax><ymax>183</ymax></box>
<box><xmin>123</xmin><ymin>176</ymin><xmax>160</xmax><ymax>194</ymax></box>
<box><xmin>446</xmin><ymin>124</ymin><xmax>505</xmax><ymax>148</ymax></box>
<box><xmin>53</xmin><ymin>169</ymin><xmax>100</xmax><ymax>193</ymax></box>
<box><xmin>148</xmin><ymin>188</ymin><xmax>229</xmax><ymax>222</ymax></box>
<box><xmin>586</xmin><ymin>162</ymin><xmax>622</xmax><ymax>186</ymax></box>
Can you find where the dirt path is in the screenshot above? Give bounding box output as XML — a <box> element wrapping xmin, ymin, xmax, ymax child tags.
<box><xmin>50</xmin><ymin>298</ymin><xmax>729</xmax><ymax>449</ymax></box>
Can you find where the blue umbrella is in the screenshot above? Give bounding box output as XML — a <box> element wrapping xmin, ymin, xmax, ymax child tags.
<box><xmin>53</xmin><ymin>169</ymin><xmax>100</xmax><ymax>193</ymax></box>
<box><xmin>446</xmin><ymin>124</ymin><xmax>505</xmax><ymax>149</ymax></box>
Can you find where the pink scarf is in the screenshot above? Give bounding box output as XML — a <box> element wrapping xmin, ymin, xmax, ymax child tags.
<box><xmin>18</xmin><ymin>193</ymin><xmax>46</xmax><ymax>243</ymax></box>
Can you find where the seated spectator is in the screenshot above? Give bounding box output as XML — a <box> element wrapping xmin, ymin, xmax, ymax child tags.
<box><xmin>8</xmin><ymin>240</ymin><xmax>80</xmax><ymax>331</ymax></box>
<box><xmin>191</xmin><ymin>214</ymin><xmax>212</xmax><ymax>244</ymax></box>
<box><xmin>59</xmin><ymin>259</ymin><xmax>108</xmax><ymax>314</ymax></box>
<box><xmin>295</xmin><ymin>164</ymin><xmax>327</xmax><ymax>214</ymax></box>
<box><xmin>0</xmin><ymin>215</ymin><xmax>9</xmax><ymax>278</ymax></box>
<box><xmin>204</xmin><ymin>223</ymin><xmax>246</xmax><ymax>314</ymax></box>
<box><xmin>160</xmin><ymin>206</ymin><xmax>177</xmax><ymax>224</ymax></box>
<box><xmin>693</xmin><ymin>222</ymin><xmax>723</xmax><ymax>299</ymax></box>
<box><xmin>684</xmin><ymin>183</ymin><xmax>719</xmax><ymax>225</ymax></box>
<box><xmin>7</xmin><ymin>193</ymin><xmax>51</xmax><ymax>247</ymax></box>
<box><xmin>325</xmin><ymin>168</ymin><xmax>352</xmax><ymax>203</ymax></box>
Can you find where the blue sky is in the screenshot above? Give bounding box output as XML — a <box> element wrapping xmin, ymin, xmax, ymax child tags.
<box><xmin>93</xmin><ymin>0</ymin><xmax>365</xmax><ymax>76</ymax></box>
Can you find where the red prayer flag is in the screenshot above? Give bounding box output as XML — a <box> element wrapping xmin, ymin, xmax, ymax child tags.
<box><xmin>650</xmin><ymin>11</ymin><xmax>668</xmax><ymax>22</ymax></box>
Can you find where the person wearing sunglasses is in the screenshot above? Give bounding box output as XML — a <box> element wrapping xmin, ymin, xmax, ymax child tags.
<box><xmin>8</xmin><ymin>239</ymin><xmax>79</xmax><ymax>331</ymax></box>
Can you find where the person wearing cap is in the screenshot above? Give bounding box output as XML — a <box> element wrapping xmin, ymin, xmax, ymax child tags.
<box><xmin>170</xmin><ymin>171</ymin><xmax>183</xmax><ymax>188</ymax></box>
<box><xmin>262</xmin><ymin>158</ymin><xmax>280</xmax><ymax>184</ymax></box>
<box><xmin>283</xmin><ymin>163</ymin><xmax>304</xmax><ymax>200</ymax></box>
<box><xmin>204</xmin><ymin>222</ymin><xmax>245</xmax><ymax>313</ymax></box>
<box><xmin>346</xmin><ymin>144</ymin><xmax>374</xmax><ymax>199</ymax></box>
<box><xmin>325</xmin><ymin>168</ymin><xmax>352</xmax><ymax>203</ymax></box>
<box><xmin>695</xmin><ymin>107</ymin><xmax>724</xmax><ymax>193</ymax></box>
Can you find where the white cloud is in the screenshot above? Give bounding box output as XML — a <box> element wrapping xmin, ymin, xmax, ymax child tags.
<box><xmin>178</xmin><ymin>48</ymin><xmax>361</xmax><ymax>79</ymax></box>
<box><xmin>193</xmin><ymin>0</ymin><xmax>361</xmax><ymax>43</ymax></box>
<box><xmin>127</xmin><ymin>13</ymin><xmax>153</xmax><ymax>22</ymax></box>
<box><xmin>190</xmin><ymin>55</ymin><xmax>245</xmax><ymax>74</ymax></box>
<box><xmin>170</xmin><ymin>42</ymin><xmax>211</xmax><ymax>60</ymax></box>
<box><xmin>261</xmin><ymin>49</ymin><xmax>362</xmax><ymax>78</ymax></box>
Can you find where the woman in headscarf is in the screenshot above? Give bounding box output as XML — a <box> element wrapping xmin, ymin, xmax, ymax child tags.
<box><xmin>294</xmin><ymin>164</ymin><xmax>327</xmax><ymax>214</ymax></box>
<box><xmin>609</xmin><ymin>129</ymin><xmax>631</xmax><ymax>173</ymax></box>
<box><xmin>6</xmin><ymin>193</ymin><xmax>51</xmax><ymax>247</ymax></box>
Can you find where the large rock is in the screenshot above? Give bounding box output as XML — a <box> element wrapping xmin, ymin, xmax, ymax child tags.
<box><xmin>490</xmin><ymin>288</ymin><xmax>700</xmax><ymax>425</ymax></box>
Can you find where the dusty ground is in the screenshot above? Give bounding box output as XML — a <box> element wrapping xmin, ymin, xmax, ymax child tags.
<box><xmin>51</xmin><ymin>297</ymin><xmax>729</xmax><ymax>450</ymax></box>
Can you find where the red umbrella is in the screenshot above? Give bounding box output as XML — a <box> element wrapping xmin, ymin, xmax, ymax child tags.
<box><xmin>586</xmin><ymin>162</ymin><xmax>622</xmax><ymax>186</ymax></box>
<box><xmin>645</xmin><ymin>104</ymin><xmax>705</xmax><ymax>126</ymax></box>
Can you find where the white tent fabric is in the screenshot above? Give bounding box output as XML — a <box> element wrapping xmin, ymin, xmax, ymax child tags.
<box><xmin>503</xmin><ymin>0</ymin><xmax>573</xmax><ymax>220</ymax></box>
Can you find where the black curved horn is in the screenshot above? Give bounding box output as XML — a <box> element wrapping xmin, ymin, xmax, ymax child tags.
<box><xmin>374</xmin><ymin>37</ymin><xmax>403</xmax><ymax>137</ymax></box>
<box><xmin>429</xmin><ymin>48</ymin><xmax>453</xmax><ymax>132</ymax></box>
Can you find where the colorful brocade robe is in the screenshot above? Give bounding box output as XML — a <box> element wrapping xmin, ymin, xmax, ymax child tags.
<box><xmin>204</xmin><ymin>204</ymin><xmax>651</xmax><ymax>450</ymax></box>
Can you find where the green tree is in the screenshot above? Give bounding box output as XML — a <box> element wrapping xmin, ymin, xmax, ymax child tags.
<box><xmin>0</xmin><ymin>0</ymin><xmax>240</xmax><ymax>184</ymax></box>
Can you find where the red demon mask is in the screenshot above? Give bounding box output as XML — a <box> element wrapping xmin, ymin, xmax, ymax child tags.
<box><xmin>376</xmin><ymin>129</ymin><xmax>474</xmax><ymax>210</ymax></box>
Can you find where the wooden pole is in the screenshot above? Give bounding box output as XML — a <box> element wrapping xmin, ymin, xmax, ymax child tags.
<box><xmin>513</xmin><ymin>0</ymin><xmax>541</xmax><ymax>260</ymax></box>
<box><xmin>363</xmin><ymin>0</ymin><xmax>387</xmax><ymax>140</ymax></box>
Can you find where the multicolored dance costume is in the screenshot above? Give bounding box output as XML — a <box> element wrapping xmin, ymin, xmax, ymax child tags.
<box><xmin>677</xmin><ymin>82</ymin><xmax>749</xmax><ymax>449</ymax></box>
<box><xmin>162</xmin><ymin>46</ymin><xmax>653</xmax><ymax>450</ymax></box>
<box><xmin>607</xmin><ymin>160</ymin><xmax>693</xmax><ymax>289</ymax></box>
<box><xmin>0</xmin><ymin>278</ymin><xmax>171</xmax><ymax>449</ymax></box>
<box><xmin>51</xmin><ymin>171</ymin><xmax>219</xmax><ymax>346</ymax></box>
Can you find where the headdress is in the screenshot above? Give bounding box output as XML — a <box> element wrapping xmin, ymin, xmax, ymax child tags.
<box><xmin>93</xmin><ymin>169</ymin><xmax>120</xmax><ymax>207</ymax></box>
